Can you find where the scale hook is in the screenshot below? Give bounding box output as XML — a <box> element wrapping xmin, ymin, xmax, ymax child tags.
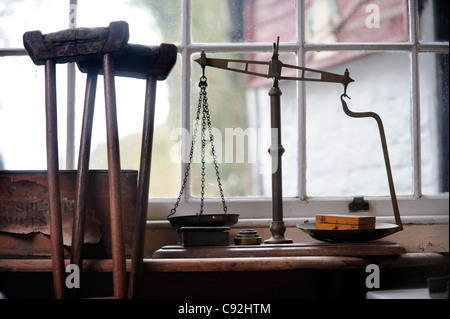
<box><xmin>272</xmin><ymin>36</ymin><xmax>280</xmax><ymax>59</ymax></box>
<box><xmin>199</xmin><ymin>50</ymin><xmax>207</xmax><ymax>77</ymax></box>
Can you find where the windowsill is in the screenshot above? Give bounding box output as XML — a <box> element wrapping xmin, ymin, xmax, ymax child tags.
<box><xmin>147</xmin><ymin>196</ymin><xmax>449</xmax><ymax>221</ymax></box>
<box><xmin>147</xmin><ymin>215</ymin><xmax>449</xmax><ymax>230</ymax></box>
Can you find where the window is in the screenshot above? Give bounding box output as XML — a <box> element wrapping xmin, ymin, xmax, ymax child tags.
<box><xmin>1</xmin><ymin>0</ymin><xmax>448</xmax><ymax>224</ymax></box>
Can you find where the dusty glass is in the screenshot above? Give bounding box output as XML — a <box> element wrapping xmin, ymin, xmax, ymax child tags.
<box><xmin>188</xmin><ymin>52</ymin><xmax>298</xmax><ymax>197</ymax></box>
<box><xmin>306</xmin><ymin>51</ymin><xmax>413</xmax><ymax>197</ymax></box>
<box><xmin>305</xmin><ymin>0</ymin><xmax>410</xmax><ymax>43</ymax></box>
<box><xmin>191</xmin><ymin>0</ymin><xmax>297</xmax><ymax>43</ymax></box>
<box><xmin>420</xmin><ymin>52</ymin><xmax>449</xmax><ymax>195</ymax></box>
<box><xmin>419</xmin><ymin>0</ymin><xmax>449</xmax><ymax>42</ymax></box>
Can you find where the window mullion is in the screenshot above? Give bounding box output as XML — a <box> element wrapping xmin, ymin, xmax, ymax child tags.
<box><xmin>181</xmin><ymin>0</ymin><xmax>192</xmax><ymax>201</ymax></box>
<box><xmin>411</xmin><ymin>0</ymin><xmax>422</xmax><ymax>198</ymax></box>
<box><xmin>182</xmin><ymin>0</ymin><xmax>191</xmax><ymax>47</ymax></box>
<box><xmin>184</xmin><ymin>42</ymin><xmax>299</xmax><ymax>53</ymax></box>
<box><xmin>304</xmin><ymin>42</ymin><xmax>415</xmax><ymax>51</ymax></box>
<box><xmin>66</xmin><ymin>0</ymin><xmax>78</xmax><ymax>170</ymax></box>
<box><xmin>297</xmin><ymin>0</ymin><xmax>306</xmax><ymax>200</ymax></box>
<box><xmin>0</xmin><ymin>49</ymin><xmax>26</xmax><ymax>56</ymax></box>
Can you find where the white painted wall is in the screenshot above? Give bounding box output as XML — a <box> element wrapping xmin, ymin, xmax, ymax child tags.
<box><xmin>249</xmin><ymin>51</ymin><xmax>440</xmax><ymax>198</ymax></box>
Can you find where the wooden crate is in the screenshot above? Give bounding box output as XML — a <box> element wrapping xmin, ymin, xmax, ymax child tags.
<box><xmin>0</xmin><ymin>170</ymin><xmax>137</xmax><ymax>258</ymax></box>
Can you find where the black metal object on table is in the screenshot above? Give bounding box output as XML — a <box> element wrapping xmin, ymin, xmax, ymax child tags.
<box><xmin>177</xmin><ymin>226</ymin><xmax>231</xmax><ymax>247</ymax></box>
<box><xmin>168</xmin><ymin>214</ymin><xmax>240</xmax><ymax>228</ymax></box>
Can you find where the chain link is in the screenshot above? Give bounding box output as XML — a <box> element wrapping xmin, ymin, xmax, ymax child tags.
<box><xmin>169</xmin><ymin>76</ymin><xmax>228</xmax><ymax>218</ymax></box>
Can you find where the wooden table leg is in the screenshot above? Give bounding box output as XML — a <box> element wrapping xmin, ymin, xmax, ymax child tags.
<box><xmin>70</xmin><ymin>70</ymin><xmax>98</xmax><ymax>298</ymax></box>
<box><xmin>128</xmin><ymin>76</ymin><xmax>157</xmax><ymax>299</ymax></box>
<box><xmin>102</xmin><ymin>53</ymin><xmax>127</xmax><ymax>299</ymax></box>
<box><xmin>44</xmin><ymin>59</ymin><xmax>65</xmax><ymax>299</ymax></box>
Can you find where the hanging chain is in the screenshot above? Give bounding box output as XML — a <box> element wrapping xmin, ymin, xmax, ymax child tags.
<box><xmin>169</xmin><ymin>76</ymin><xmax>228</xmax><ymax>218</ymax></box>
<box><xmin>201</xmin><ymin>77</ymin><xmax>228</xmax><ymax>214</ymax></box>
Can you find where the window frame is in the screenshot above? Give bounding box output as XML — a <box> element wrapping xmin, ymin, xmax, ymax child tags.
<box><xmin>159</xmin><ymin>0</ymin><xmax>448</xmax><ymax>224</ymax></box>
<box><xmin>0</xmin><ymin>0</ymin><xmax>448</xmax><ymax>226</ymax></box>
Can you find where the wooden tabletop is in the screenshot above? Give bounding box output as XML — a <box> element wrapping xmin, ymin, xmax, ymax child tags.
<box><xmin>0</xmin><ymin>252</ymin><xmax>446</xmax><ymax>273</ymax></box>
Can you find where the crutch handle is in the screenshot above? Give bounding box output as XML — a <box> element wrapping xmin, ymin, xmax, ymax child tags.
<box><xmin>23</xmin><ymin>21</ymin><xmax>129</xmax><ymax>65</ymax></box>
<box><xmin>77</xmin><ymin>43</ymin><xmax>177</xmax><ymax>80</ymax></box>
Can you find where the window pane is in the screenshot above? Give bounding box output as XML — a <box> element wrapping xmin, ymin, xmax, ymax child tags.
<box><xmin>420</xmin><ymin>52</ymin><xmax>449</xmax><ymax>194</ymax></box>
<box><xmin>305</xmin><ymin>0</ymin><xmax>409</xmax><ymax>43</ymax></box>
<box><xmin>0</xmin><ymin>56</ymin><xmax>67</xmax><ymax>169</ymax></box>
<box><xmin>149</xmin><ymin>53</ymin><xmax>182</xmax><ymax>197</ymax></box>
<box><xmin>86</xmin><ymin>54</ymin><xmax>182</xmax><ymax>198</ymax></box>
<box><xmin>306</xmin><ymin>51</ymin><xmax>413</xmax><ymax>197</ymax></box>
<box><xmin>149</xmin><ymin>55</ymin><xmax>182</xmax><ymax>197</ymax></box>
<box><xmin>0</xmin><ymin>0</ymin><xmax>68</xmax><ymax>48</ymax></box>
<box><xmin>192</xmin><ymin>0</ymin><xmax>297</xmax><ymax>43</ymax></box>
<box><xmin>75</xmin><ymin>1</ymin><xmax>181</xmax><ymax>197</ymax></box>
<box><xmin>419</xmin><ymin>0</ymin><xmax>449</xmax><ymax>42</ymax></box>
<box><xmin>77</xmin><ymin>0</ymin><xmax>175</xmax><ymax>44</ymax></box>
<box><xmin>120</xmin><ymin>0</ymin><xmax>182</xmax><ymax>44</ymax></box>
<box><xmin>188</xmin><ymin>52</ymin><xmax>298</xmax><ymax>198</ymax></box>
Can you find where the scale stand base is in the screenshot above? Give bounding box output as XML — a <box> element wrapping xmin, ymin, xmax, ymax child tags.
<box><xmin>264</xmin><ymin>237</ymin><xmax>293</xmax><ymax>244</ymax></box>
<box><xmin>177</xmin><ymin>226</ymin><xmax>230</xmax><ymax>247</ymax></box>
<box><xmin>265</xmin><ymin>220</ymin><xmax>293</xmax><ymax>244</ymax></box>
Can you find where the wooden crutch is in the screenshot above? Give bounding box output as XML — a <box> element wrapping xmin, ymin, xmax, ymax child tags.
<box><xmin>78</xmin><ymin>43</ymin><xmax>177</xmax><ymax>298</ymax></box>
<box><xmin>23</xmin><ymin>21</ymin><xmax>129</xmax><ymax>299</ymax></box>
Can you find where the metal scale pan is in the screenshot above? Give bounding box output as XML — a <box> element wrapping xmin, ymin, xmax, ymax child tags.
<box><xmin>297</xmin><ymin>222</ymin><xmax>400</xmax><ymax>243</ymax></box>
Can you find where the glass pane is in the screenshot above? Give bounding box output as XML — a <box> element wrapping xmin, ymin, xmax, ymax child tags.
<box><xmin>419</xmin><ymin>0</ymin><xmax>449</xmax><ymax>42</ymax></box>
<box><xmin>74</xmin><ymin>1</ymin><xmax>181</xmax><ymax>197</ymax></box>
<box><xmin>306</xmin><ymin>51</ymin><xmax>413</xmax><ymax>197</ymax></box>
<box><xmin>0</xmin><ymin>56</ymin><xmax>68</xmax><ymax>170</ymax></box>
<box><xmin>86</xmin><ymin>54</ymin><xmax>182</xmax><ymax>198</ymax></box>
<box><xmin>420</xmin><ymin>53</ymin><xmax>449</xmax><ymax>194</ymax></box>
<box><xmin>119</xmin><ymin>0</ymin><xmax>181</xmax><ymax>44</ymax></box>
<box><xmin>0</xmin><ymin>0</ymin><xmax>181</xmax><ymax>47</ymax></box>
<box><xmin>77</xmin><ymin>0</ymin><xmax>179</xmax><ymax>44</ymax></box>
<box><xmin>305</xmin><ymin>0</ymin><xmax>409</xmax><ymax>43</ymax></box>
<box><xmin>150</xmin><ymin>53</ymin><xmax>182</xmax><ymax>198</ymax></box>
<box><xmin>0</xmin><ymin>0</ymin><xmax>68</xmax><ymax>48</ymax></box>
<box><xmin>192</xmin><ymin>0</ymin><xmax>297</xmax><ymax>43</ymax></box>
<box><xmin>188</xmin><ymin>52</ymin><xmax>298</xmax><ymax>198</ymax></box>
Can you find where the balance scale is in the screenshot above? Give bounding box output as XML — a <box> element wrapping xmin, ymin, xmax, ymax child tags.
<box><xmin>165</xmin><ymin>37</ymin><xmax>403</xmax><ymax>248</ymax></box>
